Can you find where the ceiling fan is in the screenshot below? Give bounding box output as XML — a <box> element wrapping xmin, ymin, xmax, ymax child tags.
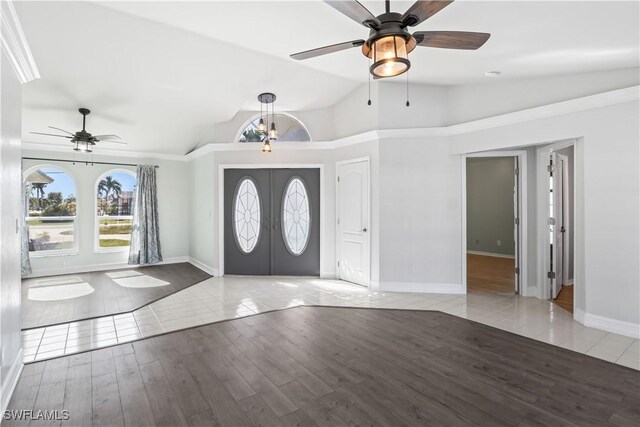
<box><xmin>291</xmin><ymin>0</ymin><xmax>490</xmax><ymax>78</ymax></box>
<box><xmin>31</xmin><ymin>108</ymin><xmax>126</xmax><ymax>153</ymax></box>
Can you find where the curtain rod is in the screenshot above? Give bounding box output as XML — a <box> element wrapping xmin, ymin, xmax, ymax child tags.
<box><xmin>22</xmin><ymin>157</ymin><xmax>159</xmax><ymax>168</ymax></box>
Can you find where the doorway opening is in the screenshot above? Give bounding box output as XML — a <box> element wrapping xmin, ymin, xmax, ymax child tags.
<box><xmin>544</xmin><ymin>144</ymin><xmax>575</xmax><ymax>313</ymax></box>
<box><xmin>464</xmin><ymin>152</ymin><xmax>526</xmax><ymax>295</ymax></box>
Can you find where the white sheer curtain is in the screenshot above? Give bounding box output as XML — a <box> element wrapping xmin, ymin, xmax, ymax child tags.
<box><xmin>128</xmin><ymin>165</ymin><xmax>162</xmax><ymax>265</ymax></box>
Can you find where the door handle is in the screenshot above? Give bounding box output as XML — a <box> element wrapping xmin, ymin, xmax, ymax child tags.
<box><xmin>362</xmin><ymin>227</ymin><xmax>367</xmax><ymax>232</ymax></box>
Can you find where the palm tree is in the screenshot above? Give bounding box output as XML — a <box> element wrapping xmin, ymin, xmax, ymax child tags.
<box><xmin>31</xmin><ymin>183</ymin><xmax>47</xmax><ymax>211</ymax></box>
<box><xmin>98</xmin><ymin>176</ymin><xmax>122</xmax><ymax>215</ymax></box>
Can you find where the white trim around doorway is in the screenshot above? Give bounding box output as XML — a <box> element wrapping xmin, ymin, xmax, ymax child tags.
<box><xmin>462</xmin><ymin>150</ymin><xmax>529</xmax><ymax>295</ymax></box>
<box><xmin>536</xmin><ymin>139</ymin><xmax>579</xmax><ymax>315</ymax></box>
<box><xmin>217</xmin><ymin>164</ymin><xmax>325</xmax><ymax>277</ymax></box>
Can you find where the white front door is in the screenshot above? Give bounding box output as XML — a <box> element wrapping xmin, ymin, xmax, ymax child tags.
<box><xmin>337</xmin><ymin>160</ymin><xmax>370</xmax><ymax>286</ymax></box>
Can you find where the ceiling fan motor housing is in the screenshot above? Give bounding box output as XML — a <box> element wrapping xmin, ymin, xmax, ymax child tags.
<box><xmin>361</xmin><ymin>13</ymin><xmax>417</xmax><ymax>58</ymax></box>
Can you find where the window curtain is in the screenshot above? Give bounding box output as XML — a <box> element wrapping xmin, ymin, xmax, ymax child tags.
<box><xmin>128</xmin><ymin>165</ymin><xmax>163</xmax><ymax>265</ymax></box>
<box><xmin>21</xmin><ymin>182</ymin><xmax>32</xmax><ymax>275</ymax></box>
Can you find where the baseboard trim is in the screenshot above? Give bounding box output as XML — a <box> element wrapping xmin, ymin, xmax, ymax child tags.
<box><xmin>24</xmin><ymin>256</ymin><xmax>190</xmax><ymax>278</ymax></box>
<box><xmin>379</xmin><ymin>282</ymin><xmax>465</xmax><ymax>294</ymax></box>
<box><xmin>583</xmin><ymin>313</ymin><xmax>640</xmax><ymax>339</ymax></box>
<box><xmin>188</xmin><ymin>257</ymin><xmax>217</xmax><ymax>276</ymax></box>
<box><xmin>575</xmin><ymin>308</ymin><xmax>640</xmax><ymax>339</ymax></box>
<box><xmin>1</xmin><ymin>349</ymin><xmax>23</xmax><ymax>415</ymax></box>
<box><xmin>467</xmin><ymin>250</ymin><xmax>515</xmax><ymax>259</ymax></box>
<box><xmin>320</xmin><ymin>270</ymin><xmax>337</xmax><ymax>279</ymax></box>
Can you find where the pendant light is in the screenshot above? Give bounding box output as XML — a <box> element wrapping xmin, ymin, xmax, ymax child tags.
<box><xmin>257</xmin><ymin>92</ymin><xmax>277</xmax><ymax>153</ymax></box>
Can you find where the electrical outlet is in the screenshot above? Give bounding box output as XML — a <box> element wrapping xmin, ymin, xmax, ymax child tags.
<box><xmin>409</xmin><ymin>263</ymin><xmax>414</xmax><ymax>273</ymax></box>
<box><xmin>497</xmin><ymin>240</ymin><xmax>502</xmax><ymax>246</ymax></box>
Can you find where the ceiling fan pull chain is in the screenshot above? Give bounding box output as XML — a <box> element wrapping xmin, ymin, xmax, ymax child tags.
<box><xmin>406</xmin><ymin>69</ymin><xmax>410</xmax><ymax>107</ymax></box>
<box><xmin>367</xmin><ymin>59</ymin><xmax>372</xmax><ymax>106</ymax></box>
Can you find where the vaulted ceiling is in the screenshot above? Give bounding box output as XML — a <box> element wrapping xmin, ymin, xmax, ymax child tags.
<box><xmin>16</xmin><ymin>1</ymin><xmax>640</xmax><ymax>155</ymax></box>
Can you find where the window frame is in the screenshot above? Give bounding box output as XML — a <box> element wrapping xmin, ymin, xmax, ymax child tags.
<box><xmin>94</xmin><ymin>168</ymin><xmax>136</xmax><ymax>254</ymax></box>
<box><xmin>23</xmin><ymin>164</ymin><xmax>79</xmax><ymax>257</ymax></box>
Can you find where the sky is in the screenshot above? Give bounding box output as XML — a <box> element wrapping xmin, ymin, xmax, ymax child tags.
<box><xmin>31</xmin><ymin>167</ymin><xmax>136</xmax><ymax>199</ymax></box>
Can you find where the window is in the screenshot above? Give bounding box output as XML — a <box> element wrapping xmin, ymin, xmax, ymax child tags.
<box><xmin>96</xmin><ymin>170</ymin><xmax>136</xmax><ymax>250</ymax></box>
<box><xmin>238</xmin><ymin>114</ymin><xmax>311</xmax><ymax>142</ymax></box>
<box><xmin>25</xmin><ymin>166</ymin><xmax>77</xmax><ymax>254</ymax></box>
<box><xmin>233</xmin><ymin>177</ymin><xmax>261</xmax><ymax>254</ymax></box>
<box><xmin>281</xmin><ymin>177</ymin><xmax>311</xmax><ymax>255</ymax></box>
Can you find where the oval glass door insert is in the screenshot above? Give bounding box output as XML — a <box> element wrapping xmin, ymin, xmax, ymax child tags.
<box><xmin>282</xmin><ymin>177</ymin><xmax>311</xmax><ymax>255</ymax></box>
<box><xmin>233</xmin><ymin>177</ymin><xmax>261</xmax><ymax>253</ymax></box>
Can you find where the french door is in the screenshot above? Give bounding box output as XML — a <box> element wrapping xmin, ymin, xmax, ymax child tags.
<box><xmin>224</xmin><ymin>168</ymin><xmax>320</xmax><ymax>276</ymax></box>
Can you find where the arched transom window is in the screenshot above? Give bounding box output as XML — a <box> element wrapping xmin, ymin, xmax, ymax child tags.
<box><xmin>238</xmin><ymin>114</ymin><xmax>311</xmax><ymax>142</ymax></box>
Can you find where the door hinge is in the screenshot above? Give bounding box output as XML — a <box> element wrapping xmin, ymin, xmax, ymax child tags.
<box><xmin>515</xmin><ymin>267</ymin><xmax>520</xmax><ymax>275</ymax></box>
<box><xmin>547</xmin><ymin>271</ymin><xmax>556</xmax><ymax>279</ymax></box>
<box><xmin>337</xmin><ymin>218</ymin><xmax>340</xmax><ymax>225</ymax></box>
<box><xmin>515</xmin><ymin>218</ymin><xmax>519</xmax><ymax>225</ymax></box>
<box><xmin>548</xmin><ymin>217</ymin><xmax>555</xmax><ymax>225</ymax></box>
<box><xmin>337</xmin><ymin>261</ymin><xmax>340</xmax><ymax>267</ymax></box>
<box><xmin>515</xmin><ymin>167</ymin><xmax>519</xmax><ymax>176</ymax></box>
<box><xmin>337</xmin><ymin>176</ymin><xmax>340</xmax><ymax>183</ymax></box>
<box><xmin>547</xmin><ymin>164</ymin><xmax>556</xmax><ymax>174</ymax></box>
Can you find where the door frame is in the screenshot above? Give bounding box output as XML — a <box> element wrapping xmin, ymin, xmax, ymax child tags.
<box><xmin>218</xmin><ymin>164</ymin><xmax>325</xmax><ymax>277</ymax></box>
<box><xmin>536</xmin><ymin>139</ymin><xmax>576</xmax><ymax>303</ymax></box>
<box><xmin>335</xmin><ymin>157</ymin><xmax>371</xmax><ymax>288</ymax></box>
<box><xmin>461</xmin><ymin>150</ymin><xmax>528</xmax><ymax>295</ymax></box>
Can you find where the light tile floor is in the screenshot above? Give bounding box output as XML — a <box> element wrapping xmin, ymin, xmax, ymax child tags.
<box><xmin>22</xmin><ymin>276</ymin><xmax>640</xmax><ymax>370</ymax></box>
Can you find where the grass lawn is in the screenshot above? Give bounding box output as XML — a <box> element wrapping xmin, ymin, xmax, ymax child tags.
<box><xmin>99</xmin><ymin>239</ymin><xmax>130</xmax><ymax>247</ymax></box>
<box><xmin>100</xmin><ymin>225</ymin><xmax>133</xmax><ymax>235</ymax></box>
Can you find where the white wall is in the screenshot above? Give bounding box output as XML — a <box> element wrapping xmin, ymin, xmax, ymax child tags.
<box><xmin>378</xmin><ymin>136</ymin><xmax>464</xmax><ymax>293</ymax></box>
<box><xmin>0</xmin><ymin>47</ymin><xmax>26</xmax><ymax>413</ymax></box>
<box><xmin>22</xmin><ymin>151</ymin><xmax>190</xmax><ymax>275</ymax></box>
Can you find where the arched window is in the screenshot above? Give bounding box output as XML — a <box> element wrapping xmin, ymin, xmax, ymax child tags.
<box><xmin>24</xmin><ymin>165</ymin><xmax>78</xmax><ymax>254</ymax></box>
<box><xmin>238</xmin><ymin>113</ymin><xmax>311</xmax><ymax>142</ymax></box>
<box><xmin>95</xmin><ymin>170</ymin><xmax>136</xmax><ymax>250</ymax></box>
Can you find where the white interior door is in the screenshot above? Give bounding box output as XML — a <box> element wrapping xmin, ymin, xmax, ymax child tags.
<box><xmin>551</xmin><ymin>152</ymin><xmax>565</xmax><ymax>298</ymax></box>
<box><xmin>337</xmin><ymin>160</ymin><xmax>370</xmax><ymax>286</ymax></box>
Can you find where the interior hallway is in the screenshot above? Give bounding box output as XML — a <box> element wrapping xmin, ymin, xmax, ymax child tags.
<box><xmin>467</xmin><ymin>253</ymin><xmax>515</xmax><ymax>294</ymax></box>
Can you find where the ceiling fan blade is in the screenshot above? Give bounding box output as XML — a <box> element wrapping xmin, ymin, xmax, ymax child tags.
<box><xmin>100</xmin><ymin>140</ymin><xmax>128</xmax><ymax>144</ymax></box>
<box><xmin>402</xmin><ymin>0</ymin><xmax>454</xmax><ymax>27</ymax></box>
<box><xmin>48</xmin><ymin>126</ymin><xmax>75</xmax><ymax>136</ymax></box>
<box><xmin>30</xmin><ymin>132</ymin><xmax>73</xmax><ymax>139</ymax></box>
<box><xmin>291</xmin><ymin>40</ymin><xmax>365</xmax><ymax>60</ymax></box>
<box><xmin>414</xmin><ymin>31</ymin><xmax>491</xmax><ymax>50</ymax></box>
<box><xmin>92</xmin><ymin>134</ymin><xmax>122</xmax><ymax>140</ymax></box>
<box><xmin>324</xmin><ymin>1</ymin><xmax>380</xmax><ymax>29</ymax></box>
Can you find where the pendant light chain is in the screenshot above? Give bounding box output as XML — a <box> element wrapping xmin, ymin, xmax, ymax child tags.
<box><xmin>367</xmin><ymin>57</ymin><xmax>372</xmax><ymax>106</ymax></box>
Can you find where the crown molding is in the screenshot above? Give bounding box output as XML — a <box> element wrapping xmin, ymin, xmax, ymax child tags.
<box><xmin>1</xmin><ymin>0</ymin><xmax>39</xmax><ymax>84</ymax></box>
<box><xmin>22</xmin><ymin>85</ymin><xmax>639</xmax><ymax>162</ymax></box>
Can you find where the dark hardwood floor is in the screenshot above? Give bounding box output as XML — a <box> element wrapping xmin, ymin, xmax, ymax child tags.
<box><xmin>7</xmin><ymin>306</ymin><xmax>639</xmax><ymax>426</ymax></box>
<box><xmin>467</xmin><ymin>253</ymin><xmax>515</xmax><ymax>294</ymax></box>
<box><xmin>22</xmin><ymin>263</ymin><xmax>211</xmax><ymax>329</ymax></box>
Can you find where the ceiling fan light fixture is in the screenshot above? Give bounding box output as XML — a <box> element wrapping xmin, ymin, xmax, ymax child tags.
<box><xmin>73</xmin><ymin>140</ymin><xmax>92</xmax><ymax>153</ymax></box>
<box><xmin>370</xmin><ymin>35</ymin><xmax>411</xmax><ymax>78</ymax></box>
